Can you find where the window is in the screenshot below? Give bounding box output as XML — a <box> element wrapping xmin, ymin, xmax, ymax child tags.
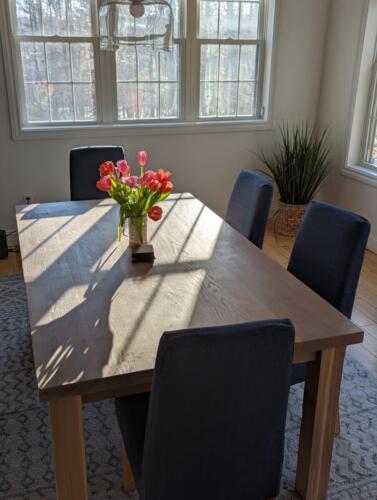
<box><xmin>4</xmin><ymin>0</ymin><xmax>270</xmax><ymax>131</ymax></box>
<box><xmin>11</xmin><ymin>0</ymin><xmax>98</xmax><ymax>124</ymax></box>
<box><xmin>365</xmin><ymin>54</ymin><xmax>377</xmax><ymax>167</ymax></box>
<box><xmin>199</xmin><ymin>1</ymin><xmax>263</xmax><ymax>119</ymax></box>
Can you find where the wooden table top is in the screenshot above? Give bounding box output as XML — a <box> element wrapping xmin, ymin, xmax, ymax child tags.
<box><xmin>16</xmin><ymin>194</ymin><xmax>363</xmax><ymax>401</ymax></box>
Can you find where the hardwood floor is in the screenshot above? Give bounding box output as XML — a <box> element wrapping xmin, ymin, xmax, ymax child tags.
<box><xmin>1</xmin><ymin>225</ymin><xmax>377</xmax><ymax>375</ymax></box>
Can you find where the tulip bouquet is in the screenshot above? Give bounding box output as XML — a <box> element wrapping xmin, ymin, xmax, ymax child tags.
<box><xmin>96</xmin><ymin>151</ymin><xmax>174</xmax><ymax>246</ymax></box>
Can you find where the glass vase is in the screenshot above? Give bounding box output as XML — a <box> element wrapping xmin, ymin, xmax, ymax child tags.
<box><xmin>128</xmin><ymin>216</ymin><xmax>147</xmax><ymax>247</ymax></box>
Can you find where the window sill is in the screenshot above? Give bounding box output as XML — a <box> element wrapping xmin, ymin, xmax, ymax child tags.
<box><xmin>11</xmin><ymin>119</ymin><xmax>274</xmax><ymax>141</ymax></box>
<box><xmin>342</xmin><ymin>164</ymin><xmax>377</xmax><ymax>188</ymax></box>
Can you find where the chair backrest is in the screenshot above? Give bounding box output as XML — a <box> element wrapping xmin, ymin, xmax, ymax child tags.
<box><xmin>225</xmin><ymin>170</ymin><xmax>273</xmax><ymax>248</ymax></box>
<box><xmin>70</xmin><ymin>145</ymin><xmax>124</xmax><ymax>201</ymax></box>
<box><xmin>288</xmin><ymin>201</ymin><xmax>370</xmax><ymax>318</ymax></box>
<box><xmin>140</xmin><ymin>319</ymin><xmax>295</xmax><ymax>500</ymax></box>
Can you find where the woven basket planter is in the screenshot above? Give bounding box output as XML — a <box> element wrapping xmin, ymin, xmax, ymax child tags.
<box><xmin>276</xmin><ymin>201</ymin><xmax>308</xmax><ymax>236</ymax></box>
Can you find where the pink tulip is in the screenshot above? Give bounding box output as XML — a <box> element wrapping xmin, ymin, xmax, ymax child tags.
<box><xmin>122</xmin><ymin>176</ymin><xmax>139</xmax><ymax>188</ymax></box>
<box><xmin>137</xmin><ymin>150</ymin><xmax>148</xmax><ymax>167</ymax></box>
<box><xmin>140</xmin><ymin>170</ymin><xmax>156</xmax><ymax>186</ymax></box>
<box><xmin>96</xmin><ymin>175</ymin><xmax>112</xmax><ymax>192</ymax></box>
<box><xmin>116</xmin><ymin>160</ymin><xmax>131</xmax><ymax>178</ymax></box>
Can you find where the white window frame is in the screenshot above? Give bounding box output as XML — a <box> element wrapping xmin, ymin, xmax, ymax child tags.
<box><xmin>0</xmin><ymin>0</ymin><xmax>278</xmax><ymax>140</ymax></box>
<box><xmin>363</xmin><ymin>51</ymin><xmax>377</xmax><ymax>170</ymax></box>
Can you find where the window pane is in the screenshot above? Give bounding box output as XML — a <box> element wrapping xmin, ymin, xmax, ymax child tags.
<box><xmin>20</xmin><ymin>42</ymin><xmax>96</xmax><ymax>123</ymax></box>
<box><xmin>218</xmin><ymin>82</ymin><xmax>237</xmax><ymax>116</ymax></box>
<box><xmin>137</xmin><ymin>47</ymin><xmax>159</xmax><ymax>82</ymax></box>
<box><xmin>200</xmin><ymin>82</ymin><xmax>218</xmax><ymax>117</ymax></box>
<box><xmin>160</xmin><ymin>83</ymin><xmax>178</xmax><ymax>118</ymax></box>
<box><xmin>238</xmin><ymin>82</ymin><xmax>256</xmax><ymax>116</ymax></box>
<box><xmin>41</xmin><ymin>0</ymin><xmax>67</xmax><ymax>36</ymax></box>
<box><xmin>199</xmin><ymin>0</ymin><xmax>260</xmax><ymax>40</ymax></box>
<box><xmin>371</xmin><ymin>124</ymin><xmax>377</xmax><ymax>164</ymax></box>
<box><xmin>200</xmin><ymin>45</ymin><xmax>219</xmax><ymax>82</ymax></box>
<box><xmin>25</xmin><ymin>83</ymin><xmax>49</xmax><ymax>121</ymax></box>
<box><xmin>116</xmin><ymin>46</ymin><xmax>137</xmax><ymax>82</ymax></box>
<box><xmin>16</xmin><ymin>0</ymin><xmax>42</xmax><ymax>35</ymax></box>
<box><xmin>46</xmin><ymin>43</ymin><xmax>71</xmax><ymax>82</ymax></box>
<box><xmin>71</xmin><ymin>43</ymin><xmax>95</xmax><ymax>82</ymax></box>
<box><xmin>116</xmin><ymin>44</ymin><xmax>180</xmax><ymax>119</ymax></box>
<box><xmin>20</xmin><ymin>42</ymin><xmax>46</xmax><ymax>82</ymax></box>
<box><xmin>68</xmin><ymin>0</ymin><xmax>93</xmax><ymax>36</ymax></box>
<box><xmin>139</xmin><ymin>83</ymin><xmax>159</xmax><ymax>119</ymax></box>
<box><xmin>219</xmin><ymin>2</ymin><xmax>239</xmax><ymax>39</ymax></box>
<box><xmin>73</xmin><ymin>83</ymin><xmax>96</xmax><ymax>120</ymax></box>
<box><xmin>200</xmin><ymin>43</ymin><xmax>257</xmax><ymax>118</ymax></box>
<box><xmin>199</xmin><ymin>1</ymin><xmax>219</xmax><ymax>39</ymax></box>
<box><xmin>239</xmin><ymin>45</ymin><xmax>257</xmax><ymax>81</ymax></box>
<box><xmin>160</xmin><ymin>46</ymin><xmax>179</xmax><ymax>81</ymax></box>
<box><xmin>49</xmin><ymin>83</ymin><xmax>74</xmax><ymax>121</ymax></box>
<box><xmin>219</xmin><ymin>45</ymin><xmax>239</xmax><ymax>81</ymax></box>
<box><xmin>117</xmin><ymin>82</ymin><xmax>138</xmax><ymax>120</ymax></box>
<box><xmin>167</xmin><ymin>0</ymin><xmax>181</xmax><ymax>38</ymax></box>
<box><xmin>240</xmin><ymin>2</ymin><xmax>260</xmax><ymax>39</ymax></box>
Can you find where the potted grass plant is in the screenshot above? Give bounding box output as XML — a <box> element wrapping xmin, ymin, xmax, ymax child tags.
<box><xmin>259</xmin><ymin>122</ymin><xmax>331</xmax><ymax>236</ymax></box>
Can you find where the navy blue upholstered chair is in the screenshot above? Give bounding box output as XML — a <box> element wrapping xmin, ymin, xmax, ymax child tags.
<box><xmin>116</xmin><ymin>319</ymin><xmax>295</xmax><ymax>500</ymax></box>
<box><xmin>225</xmin><ymin>170</ymin><xmax>273</xmax><ymax>248</ymax></box>
<box><xmin>70</xmin><ymin>145</ymin><xmax>124</xmax><ymax>201</ymax></box>
<box><xmin>288</xmin><ymin>201</ymin><xmax>370</xmax><ymax>386</ymax></box>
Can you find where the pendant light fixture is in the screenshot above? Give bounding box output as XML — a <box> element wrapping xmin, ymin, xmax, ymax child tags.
<box><xmin>99</xmin><ymin>0</ymin><xmax>174</xmax><ymax>52</ymax></box>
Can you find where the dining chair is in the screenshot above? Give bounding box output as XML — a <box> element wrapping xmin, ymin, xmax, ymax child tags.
<box><xmin>115</xmin><ymin>319</ymin><xmax>295</xmax><ymax>500</ymax></box>
<box><xmin>225</xmin><ymin>170</ymin><xmax>273</xmax><ymax>249</ymax></box>
<box><xmin>288</xmin><ymin>201</ymin><xmax>370</xmax><ymax>392</ymax></box>
<box><xmin>70</xmin><ymin>145</ymin><xmax>124</xmax><ymax>201</ymax></box>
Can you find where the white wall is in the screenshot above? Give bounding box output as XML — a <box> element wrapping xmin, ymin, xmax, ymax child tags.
<box><xmin>0</xmin><ymin>0</ymin><xmax>330</xmax><ymax>238</ymax></box>
<box><xmin>317</xmin><ymin>0</ymin><xmax>377</xmax><ymax>251</ymax></box>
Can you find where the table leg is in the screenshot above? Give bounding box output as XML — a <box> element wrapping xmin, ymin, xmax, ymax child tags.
<box><xmin>49</xmin><ymin>395</ymin><xmax>88</xmax><ymax>500</ymax></box>
<box><xmin>123</xmin><ymin>450</ymin><xmax>136</xmax><ymax>497</ymax></box>
<box><xmin>295</xmin><ymin>347</ymin><xmax>345</xmax><ymax>500</ymax></box>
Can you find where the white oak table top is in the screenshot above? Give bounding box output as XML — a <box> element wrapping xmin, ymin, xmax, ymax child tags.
<box><xmin>16</xmin><ymin>194</ymin><xmax>363</xmax><ymax>401</ymax></box>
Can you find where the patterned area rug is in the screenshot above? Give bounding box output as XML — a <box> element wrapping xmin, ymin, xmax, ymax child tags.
<box><xmin>1</xmin><ymin>274</ymin><xmax>377</xmax><ymax>499</ymax></box>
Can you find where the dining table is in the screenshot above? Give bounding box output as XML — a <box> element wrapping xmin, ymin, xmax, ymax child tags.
<box><xmin>16</xmin><ymin>193</ymin><xmax>364</xmax><ymax>500</ymax></box>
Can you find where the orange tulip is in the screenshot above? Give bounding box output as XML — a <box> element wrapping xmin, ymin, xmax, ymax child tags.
<box><xmin>156</xmin><ymin>169</ymin><xmax>172</xmax><ymax>183</ymax></box>
<box><xmin>161</xmin><ymin>181</ymin><xmax>174</xmax><ymax>193</ymax></box>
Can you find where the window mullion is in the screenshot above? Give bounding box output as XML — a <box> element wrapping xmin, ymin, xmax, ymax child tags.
<box><xmin>185</xmin><ymin>0</ymin><xmax>198</xmax><ymax>121</ymax></box>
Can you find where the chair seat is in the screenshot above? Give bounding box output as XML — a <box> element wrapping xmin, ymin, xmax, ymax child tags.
<box><xmin>115</xmin><ymin>392</ymin><xmax>150</xmax><ymax>489</ymax></box>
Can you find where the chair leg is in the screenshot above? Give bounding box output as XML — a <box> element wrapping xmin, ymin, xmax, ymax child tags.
<box><xmin>123</xmin><ymin>450</ymin><xmax>135</xmax><ymax>497</ymax></box>
<box><xmin>335</xmin><ymin>405</ymin><xmax>341</xmax><ymax>436</ymax></box>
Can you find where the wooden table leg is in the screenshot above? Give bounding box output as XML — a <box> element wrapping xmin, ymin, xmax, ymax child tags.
<box><xmin>49</xmin><ymin>395</ymin><xmax>88</xmax><ymax>500</ymax></box>
<box><xmin>296</xmin><ymin>347</ymin><xmax>345</xmax><ymax>500</ymax></box>
<box><xmin>123</xmin><ymin>450</ymin><xmax>136</xmax><ymax>497</ymax></box>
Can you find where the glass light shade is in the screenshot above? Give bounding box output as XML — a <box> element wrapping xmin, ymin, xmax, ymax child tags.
<box><xmin>99</xmin><ymin>0</ymin><xmax>174</xmax><ymax>52</ymax></box>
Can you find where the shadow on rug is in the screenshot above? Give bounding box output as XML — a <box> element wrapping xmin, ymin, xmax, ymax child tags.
<box><xmin>0</xmin><ymin>275</ymin><xmax>376</xmax><ymax>499</ymax></box>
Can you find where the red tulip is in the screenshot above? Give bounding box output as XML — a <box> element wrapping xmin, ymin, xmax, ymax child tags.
<box><xmin>148</xmin><ymin>206</ymin><xmax>163</xmax><ymax>221</ymax></box>
<box><xmin>148</xmin><ymin>179</ymin><xmax>161</xmax><ymax>192</ymax></box>
<box><xmin>99</xmin><ymin>161</ymin><xmax>115</xmax><ymax>177</ymax></box>
<box><xmin>137</xmin><ymin>150</ymin><xmax>148</xmax><ymax>167</ymax></box>
<box><xmin>161</xmin><ymin>181</ymin><xmax>174</xmax><ymax>193</ymax></box>
<box><xmin>156</xmin><ymin>169</ymin><xmax>172</xmax><ymax>183</ymax></box>
<box><xmin>96</xmin><ymin>175</ymin><xmax>112</xmax><ymax>192</ymax></box>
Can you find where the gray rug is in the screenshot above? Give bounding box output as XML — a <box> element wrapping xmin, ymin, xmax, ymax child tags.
<box><xmin>0</xmin><ymin>274</ymin><xmax>376</xmax><ymax>499</ymax></box>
